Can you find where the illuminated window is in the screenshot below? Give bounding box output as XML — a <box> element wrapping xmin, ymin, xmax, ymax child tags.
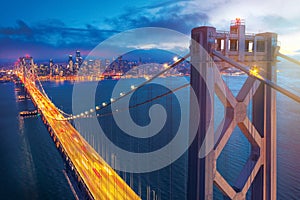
<box><xmin>245</xmin><ymin>40</ymin><xmax>254</xmax><ymax>52</ymax></box>
<box><xmin>216</xmin><ymin>39</ymin><xmax>225</xmax><ymax>51</ymax></box>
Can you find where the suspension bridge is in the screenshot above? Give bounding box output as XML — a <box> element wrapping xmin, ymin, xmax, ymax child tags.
<box><xmin>14</xmin><ymin>19</ymin><xmax>300</xmax><ymax>200</ymax></box>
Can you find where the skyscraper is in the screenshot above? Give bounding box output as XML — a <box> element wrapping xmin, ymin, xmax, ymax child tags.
<box><xmin>75</xmin><ymin>50</ymin><xmax>83</xmax><ymax>65</ymax></box>
<box><xmin>49</xmin><ymin>59</ymin><xmax>54</xmax><ymax>76</ymax></box>
<box><xmin>75</xmin><ymin>50</ymin><xmax>83</xmax><ymax>74</ymax></box>
<box><xmin>76</xmin><ymin>50</ymin><xmax>80</xmax><ymax>58</ymax></box>
<box><xmin>68</xmin><ymin>54</ymin><xmax>73</xmax><ymax>72</ymax></box>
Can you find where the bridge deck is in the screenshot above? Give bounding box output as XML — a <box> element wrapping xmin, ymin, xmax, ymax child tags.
<box><xmin>18</xmin><ymin>74</ymin><xmax>140</xmax><ymax>200</ymax></box>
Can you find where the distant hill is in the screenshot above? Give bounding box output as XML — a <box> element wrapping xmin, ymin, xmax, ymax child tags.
<box><xmin>121</xmin><ymin>49</ymin><xmax>180</xmax><ymax>63</ymax></box>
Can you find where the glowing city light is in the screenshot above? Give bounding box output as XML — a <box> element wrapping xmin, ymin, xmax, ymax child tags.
<box><xmin>249</xmin><ymin>65</ymin><xmax>259</xmax><ymax>76</ymax></box>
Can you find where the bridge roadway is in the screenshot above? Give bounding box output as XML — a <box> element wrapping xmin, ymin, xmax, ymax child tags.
<box><xmin>17</xmin><ymin>73</ymin><xmax>141</xmax><ymax>200</ymax></box>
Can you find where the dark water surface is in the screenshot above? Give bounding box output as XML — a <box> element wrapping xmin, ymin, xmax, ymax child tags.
<box><xmin>0</xmin><ymin>58</ymin><xmax>300</xmax><ymax>199</ymax></box>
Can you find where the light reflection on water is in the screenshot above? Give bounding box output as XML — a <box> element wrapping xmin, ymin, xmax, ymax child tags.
<box><xmin>1</xmin><ymin>56</ymin><xmax>300</xmax><ymax>199</ymax></box>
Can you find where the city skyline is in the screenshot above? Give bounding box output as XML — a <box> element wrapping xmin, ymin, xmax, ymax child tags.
<box><xmin>1</xmin><ymin>1</ymin><xmax>300</xmax><ymax>199</ymax></box>
<box><xmin>1</xmin><ymin>0</ymin><xmax>300</xmax><ymax>63</ymax></box>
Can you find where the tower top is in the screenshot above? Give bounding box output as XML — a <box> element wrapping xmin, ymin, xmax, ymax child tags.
<box><xmin>231</xmin><ymin>18</ymin><xmax>245</xmax><ymax>26</ymax></box>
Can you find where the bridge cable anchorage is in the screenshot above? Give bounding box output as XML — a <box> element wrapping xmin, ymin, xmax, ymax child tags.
<box><xmin>212</xmin><ymin>50</ymin><xmax>300</xmax><ymax>104</ymax></box>
<box><xmin>65</xmin><ymin>53</ymin><xmax>191</xmax><ymax>121</ymax></box>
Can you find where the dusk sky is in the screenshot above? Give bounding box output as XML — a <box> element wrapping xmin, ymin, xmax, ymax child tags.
<box><xmin>1</xmin><ymin>0</ymin><xmax>299</xmax><ymax>62</ymax></box>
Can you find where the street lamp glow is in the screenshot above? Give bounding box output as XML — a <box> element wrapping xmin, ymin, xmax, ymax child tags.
<box><xmin>249</xmin><ymin>65</ymin><xmax>259</xmax><ymax>76</ymax></box>
<box><xmin>173</xmin><ymin>56</ymin><xmax>179</xmax><ymax>62</ymax></box>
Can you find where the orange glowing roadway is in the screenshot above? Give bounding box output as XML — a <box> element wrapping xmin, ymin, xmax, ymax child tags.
<box><xmin>17</xmin><ymin>73</ymin><xmax>141</xmax><ymax>200</ymax></box>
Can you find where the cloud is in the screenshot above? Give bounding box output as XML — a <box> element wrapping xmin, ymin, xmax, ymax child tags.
<box><xmin>106</xmin><ymin>0</ymin><xmax>300</xmax><ymax>54</ymax></box>
<box><xmin>184</xmin><ymin>0</ymin><xmax>300</xmax><ymax>51</ymax></box>
<box><xmin>139</xmin><ymin>0</ymin><xmax>190</xmax><ymax>10</ymax></box>
<box><xmin>0</xmin><ymin>20</ymin><xmax>34</xmax><ymax>41</ymax></box>
<box><xmin>97</xmin><ymin>0</ymin><xmax>208</xmax><ymax>56</ymax></box>
<box><xmin>0</xmin><ymin>19</ymin><xmax>120</xmax><ymax>61</ymax></box>
<box><xmin>2</xmin><ymin>0</ymin><xmax>300</xmax><ymax>62</ymax></box>
<box><xmin>105</xmin><ymin>0</ymin><xmax>208</xmax><ymax>34</ymax></box>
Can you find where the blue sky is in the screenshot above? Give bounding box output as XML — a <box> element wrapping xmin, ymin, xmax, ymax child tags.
<box><xmin>0</xmin><ymin>0</ymin><xmax>299</xmax><ymax>62</ymax></box>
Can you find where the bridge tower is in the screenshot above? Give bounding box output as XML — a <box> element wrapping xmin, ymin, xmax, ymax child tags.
<box><xmin>20</xmin><ymin>56</ymin><xmax>36</xmax><ymax>84</ymax></box>
<box><xmin>188</xmin><ymin>19</ymin><xmax>277</xmax><ymax>200</ymax></box>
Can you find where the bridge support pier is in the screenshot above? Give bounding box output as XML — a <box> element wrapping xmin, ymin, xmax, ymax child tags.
<box><xmin>188</xmin><ymin>26</ymin><xmax>277</xmax><ymax>200</ymax></box>
<box><xmin>251</xmin><ymin>32</ymin><xmax>277</xmax><ymax>200</ymax></box>
<box><xmin>188</xmin><ymin>26</ymin><xmax>216</xmax><ymax>200</ymax></box>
